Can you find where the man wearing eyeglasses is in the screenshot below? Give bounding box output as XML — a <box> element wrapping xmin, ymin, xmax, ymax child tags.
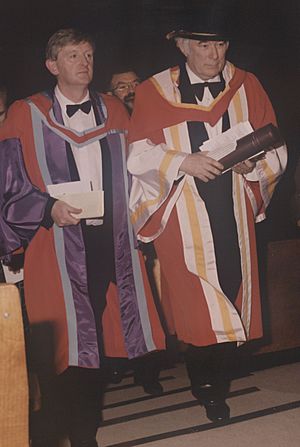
<box><xmin>109</xmin><ymin>70</ymin><xmax>140</xmax><ymax>114</ymax></box>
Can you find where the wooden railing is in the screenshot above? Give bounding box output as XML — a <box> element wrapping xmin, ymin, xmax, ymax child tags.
<box><xmin>0</xmin><ymin>283</ymin><xmax>29</xmax><ymax>446</ymax></box>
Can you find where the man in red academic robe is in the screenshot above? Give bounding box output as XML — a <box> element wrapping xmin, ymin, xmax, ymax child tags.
<box><xmin>128</xmin><ymin>18</ymin><xmax>287</xmax><ymax>422</ymax></box>
<box><xmin>0</xmin><ymin>29</ymin><xmax>165</xmax><ymax>447</ymax></box>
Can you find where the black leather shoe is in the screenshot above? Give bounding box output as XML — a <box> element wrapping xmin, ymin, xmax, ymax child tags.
<box><xmin>191</xmin><ymin>383</ymin><xmax>230</xmax><ymax>422</ymax></box>
<box><xmin>191</xmin><ymin>383</ymin><xmax>214</xmax><ymax>402</ymax></box>
<box><xmin>110</xmin><ymin>368</ymin><xmax>124</xmax><ymax>384</ymax></box>
<box><xmin>204</xmin><ymin>399</ymin><xmax>230</xmax><ymax>422</ymax></box>
<box><xmin>142</xmin><ymin>381</ymin><xmax>164</xmax><ymax>396</ymax></box>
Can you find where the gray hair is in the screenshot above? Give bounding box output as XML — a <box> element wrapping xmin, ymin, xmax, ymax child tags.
<box><xmin>175</xmin><ymin>37</ymin><xmax>191</xmax><ymax>56</ymax></box>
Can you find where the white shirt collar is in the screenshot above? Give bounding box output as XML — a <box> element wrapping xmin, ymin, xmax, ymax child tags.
<box><xmin>185</xmin><ymin>63</ymin><xmax>220</xmax><ymax>84</ymax></box>
<box><xmin>54</xmin><ymin>85</ymin><xmax>90</xmax><ymax>110</ymax></box>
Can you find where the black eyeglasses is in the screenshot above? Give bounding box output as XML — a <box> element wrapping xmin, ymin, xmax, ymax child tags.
<box><xmin>113</xmin><ymin>80</ymin><xmax>140</xmax><ymax>93</ymax></box>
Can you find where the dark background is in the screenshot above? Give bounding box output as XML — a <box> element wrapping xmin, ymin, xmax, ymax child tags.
<box><xmin>0</xmin><ymin>0</ymin><xmax>299</xmax><ymax>240</ymax></box>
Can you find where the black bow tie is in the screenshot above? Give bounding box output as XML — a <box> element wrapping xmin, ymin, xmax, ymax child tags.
<box><xmin>66</xmin><ymin>100</ymin><xmax>92</xmax><ymax>117</ymax></box>
<box><xmin>192</xmin><ymin>79</ymin><xmax>225</xmax><ymax>101</ymax></box>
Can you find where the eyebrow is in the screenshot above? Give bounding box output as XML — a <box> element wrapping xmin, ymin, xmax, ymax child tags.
<box><xmin>198</xmin><ymin>40</ymin><xmax>226</xmax><ymax>44</ymax></box>
<box><xmin>65</xmin><ymin>48</ymin><xmax>94</xmax><ymax>54</ymax></box>
<box><xmin>116</xmin><ymin>78</ymin><xmax>140</xmax><ymax>85</ymax></box>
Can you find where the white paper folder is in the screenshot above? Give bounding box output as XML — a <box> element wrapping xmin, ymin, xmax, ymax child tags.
<box><xmin>47</xmin><ymin>181</ymin><xmax>104</xmax><ymax>219</ymax></box>
<box><xmin>1</xmin><ymin>262</ymin><xmax>24</xmax><ymax>284</ymax></box>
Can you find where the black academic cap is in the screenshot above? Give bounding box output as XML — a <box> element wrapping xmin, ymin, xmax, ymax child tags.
<box><xmin>166</xmin><ymin>0</ymin><xmax>233</xmax><ymax>42</ymax></box>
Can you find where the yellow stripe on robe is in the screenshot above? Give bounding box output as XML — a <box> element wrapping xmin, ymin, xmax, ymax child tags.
<box><xmin>130</xmin><ymin>149</ymin><xmax>177</xmax><ymax>225</ymax></box>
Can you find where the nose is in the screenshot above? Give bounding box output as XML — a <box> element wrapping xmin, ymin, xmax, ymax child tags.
<box><xmin>79</xmin><ymin>54</ymin><xmax>89</xmax><ymax>66</ymax></box>
<box><xmin>209</xmin><ymin>44</ymin><xmax>219</xmax><ymax>60</ymax></box>
<box><xmin>127</xmin><ymin>83</ymin><xmax>135</xmax><ymax>93</ymax></box>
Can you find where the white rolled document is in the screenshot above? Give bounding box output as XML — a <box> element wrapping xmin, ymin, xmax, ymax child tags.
<box><xmin>47</xmin><ymin>181</ymin><xmax>104</xmax><ymax>219</ymax></box>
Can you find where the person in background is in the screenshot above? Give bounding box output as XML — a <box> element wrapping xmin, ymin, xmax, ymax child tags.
<box><xmin>0</xmin><ymin>86</ymin><xmax>25</xmax><ymax>290</ymax></box>
<box><xmin>0</xmin><ymin>86</ymin><xmax>7</xmax><ymax>283</ymax></box>
<box><xmin>0</xmin><ymin>29</ymin><xmax>165</xmax><ymax>447</ymax></box>
<box><xmin>0</xmin><ymin>85</ymin><xmax>7</xmax><ymax>126</ymax></box>
<box><xmin>106</xmin><ymin>69</ymin><xmax>164</xmax><ymax>396</ymax></box>
<box><xmin>291</xmin><ymin>156</ymin><xmax>300</xmax><ymax>228</ymax></box>
<box><xmin>0</xmin><ymin>82</ymin><xmax>42</xmax><ymax>427</ymax></box>
<box><xmin>109</xmin><ymin>69</ymin><xmax>140</xmax><ymax>114</ymax></box>
<box><xmin>127</xmin><ymin>9</ymin><xmax>287</xmax><ymax>423</ymax></box>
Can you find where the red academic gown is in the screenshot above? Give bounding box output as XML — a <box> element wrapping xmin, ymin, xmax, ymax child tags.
<box><xmin>0</xmin><ymin>91</ymin><xmax>165</xmax><ymax>373</ymax></box>
<box><xmin>128</xmin><ymin>64</ymin><xmax>287</xmax><ymax>347</ymax></box>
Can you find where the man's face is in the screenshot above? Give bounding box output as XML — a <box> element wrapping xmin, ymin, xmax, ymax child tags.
<box><xmin>111</xmin><ymin>72</ymin><xmax>140</xmax><ymax>111</ymax></box>
<box><xmin>46</xmin><ymin>41</ymin><xmax>94</xmax><ymax>91</ymax></box>
<box><xmin>0</xmin><ymin>97</ymin><xmax>7</xmax><ymax>126</ymax></box>
<box><xmin>179</xmin><ymin>39</ymin><xmax>229</xmax><ymax>80</ymax></box>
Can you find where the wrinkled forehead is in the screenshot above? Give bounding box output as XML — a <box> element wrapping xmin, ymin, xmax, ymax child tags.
<box><xmin>189</xmin><ymin>38</ymin><xmax>228</xmax><ymax>46</ymax></box>
<box><xmin>111</xmin><ymin>72</ymin><xmax>139</xmax><ymax>86</ymax></box>
<box><xmin>58</xmin><ymin>41</ymin><xmax>94</xmax><ymax>54</ymax></box>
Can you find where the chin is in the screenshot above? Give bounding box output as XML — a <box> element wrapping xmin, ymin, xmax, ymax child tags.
<box><xmin>77</xmin><ymin>74</ymin><xmax>92</xmax><ymax>82</ymax></box>
<box><xmin>205</xmin><ymin>70</ymin><xmax>220</xmax><ymax>79</ymax></box>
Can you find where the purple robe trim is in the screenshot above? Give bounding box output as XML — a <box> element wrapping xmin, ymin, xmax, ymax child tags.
<box><xmin>0</xmin><ymin>138</ymin><xmax>49</xmax><ymax>256</ymax></box>
<box><xmin>29</xmin><ymin>91</ymin><xmax>153</xmax><ymax>368</ymax></box>
<box><xmin>108</xmin><ymin>133</ymin><xmax>149</xmax><ymax>358</ymax></box>
<box><xmin>42</xmin><ymin>96</ymin><xmax>100</xmax><ymax>368</ymax></box>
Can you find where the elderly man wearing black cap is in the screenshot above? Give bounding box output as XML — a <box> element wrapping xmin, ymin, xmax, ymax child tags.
<box><xmin>127</xmin><ymin>14</ymin><xmax>287</xmax><ymax>422</ymax></box>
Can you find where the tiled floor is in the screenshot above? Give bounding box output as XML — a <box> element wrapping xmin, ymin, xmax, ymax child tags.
<box><xmin>97</xmin><ymin>357</ymin><xmax>300</xmax><ymax>447</ymax></box>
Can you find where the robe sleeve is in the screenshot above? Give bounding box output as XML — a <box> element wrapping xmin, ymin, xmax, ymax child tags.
<box><xmin>127</xmin><ymin>132</ymin><xmax>187</xmax><ymax>240</ymax></box>
<box><xmin>244</xmin><ymin>72</ymin><xmax>288</xmax><ymax>221</ymax></box>
<box><xmin>0</xmin><ymin>138</ymin><xmax>49</xmax><ymax>256</ymax></box>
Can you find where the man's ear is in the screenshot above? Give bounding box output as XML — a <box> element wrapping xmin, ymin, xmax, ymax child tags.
<box><xmin>45</xmin><ymin>59</ymin><xmax>59</xmax><ymax>76</ymax></box>
<box><xmin>106</xmin><ymin>91</ymin><xmax>113</xmax><ymax>96</ymax></box>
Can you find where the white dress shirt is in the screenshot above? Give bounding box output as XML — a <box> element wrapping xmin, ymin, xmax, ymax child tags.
<box><xmin>55</xmin><ymin>86</ymin><xmax>103</xmax><ymax>224</ymax></box>
<box><xmin>186</xmin><ymin>63</ymin><xmax>223</xmax><ymax>139</ymax></box>
<box><xmin>185</xmin><ymin>64</ymin><xmax>259</xmax><ymax>181</ymax></box>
